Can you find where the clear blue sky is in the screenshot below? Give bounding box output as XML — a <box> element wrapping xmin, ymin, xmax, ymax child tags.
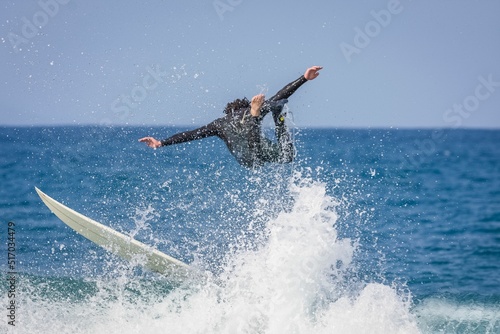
<box><xmin>1</xmin><ymin>0</ymin><xmax>499</xmax><ymax>128</ymax></box>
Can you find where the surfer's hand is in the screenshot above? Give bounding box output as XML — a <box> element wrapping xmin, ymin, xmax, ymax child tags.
<box><xmin>304</xmin><ymin>66</ymin><xmax>323</xmax><ymax>80</ymax></box>
<box><xmin>250</xmin><ymin>94</ymin><xmax>265</xmax><ymax>117</ymax></box>
<box><xmin>139</xmin><ymin>137</ymin><xmax>162</xmax><ymax>149</ymax></box>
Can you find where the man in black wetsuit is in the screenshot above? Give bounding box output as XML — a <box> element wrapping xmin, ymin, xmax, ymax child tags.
<box><xmin>139</xmin><ymin>65</ymin><xmax>322</xmax><ymax>168</ymax></box>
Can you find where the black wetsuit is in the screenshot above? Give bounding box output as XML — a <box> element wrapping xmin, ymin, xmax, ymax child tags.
<box><xmin>160</xmin><ymin>75</ymin><xmax>308</xmax><ymax>168</ymax></box>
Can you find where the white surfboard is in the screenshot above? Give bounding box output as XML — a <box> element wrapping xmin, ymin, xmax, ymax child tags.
<box><xmin>35</xmin><ymin>187</ymin><xmax>195</xmax><ymax>283</ymax></box>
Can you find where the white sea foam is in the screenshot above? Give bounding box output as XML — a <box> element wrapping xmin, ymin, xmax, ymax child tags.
<box><xmin>413</xmin><ymin>298</ymin><xmax>500</xmax><ymax>333</ymax></box>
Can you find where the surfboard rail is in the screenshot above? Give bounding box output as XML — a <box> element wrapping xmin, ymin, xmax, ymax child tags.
<box><xmin>35</xmin><ymin>187</ymin><xmax>194</xmax><ymax>283</ymax></box>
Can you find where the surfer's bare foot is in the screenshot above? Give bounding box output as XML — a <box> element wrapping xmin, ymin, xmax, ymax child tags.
<box><xmin>250</xmin><ymin>94</ymin><xmax>265</xmax><ymax>117</ymax></box>
<box><xmin>304</xmin><ymin>66</ymin><xmax>323</xmax><ymax>80</ymax></box>
<box><xmin>139</xmin><ymin>137</ymin><xmax>162</xmax><ymax>149</ymax></box>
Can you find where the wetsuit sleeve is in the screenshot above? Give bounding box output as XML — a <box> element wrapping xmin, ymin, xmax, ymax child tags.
<box><xmin>160</xmin><ymin>122</ymin><xmax>219</xmax><ymax>147</ymax></box>
<box><xmin>268</xmin><ymin>75</ymin><xmax>308</xmax><ymax>102</ymax></box>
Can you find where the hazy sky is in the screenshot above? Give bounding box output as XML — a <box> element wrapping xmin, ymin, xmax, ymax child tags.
<box><xmin>1</xmin><ymin>0</ymin><xmax>499</xmax><ymax>128</ymax></box>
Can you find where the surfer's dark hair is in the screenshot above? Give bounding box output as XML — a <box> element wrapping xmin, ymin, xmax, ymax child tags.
<box><xmin>224</xmin><ymin>97</ymin><xmax>250</xmax><ymax>114</ymax></box>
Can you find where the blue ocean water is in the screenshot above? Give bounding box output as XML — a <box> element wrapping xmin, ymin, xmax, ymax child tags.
<box><xmin>0</xmin><ymin>126</ymin><xmax>499</xmax><ymax>333</ymax></box>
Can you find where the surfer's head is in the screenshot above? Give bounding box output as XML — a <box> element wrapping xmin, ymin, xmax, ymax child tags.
<box><xmin>224</xmin><ymin>97</ymin><xmax>250</xmax><ymax>114</ymax></box>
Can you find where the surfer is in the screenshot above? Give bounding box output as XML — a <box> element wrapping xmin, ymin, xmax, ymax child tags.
<box><xmin>139</xmin><ymin>65</ymin><xmax>323</xmax><ymax>168</ymax></box>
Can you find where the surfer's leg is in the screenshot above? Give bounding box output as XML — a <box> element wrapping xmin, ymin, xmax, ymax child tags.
<box><xmin>259</xmin><ymin>101</ymin><xmax>295</xmax><ymax>164</ymax></box>
<box><xmin>259</xmin><ymin>128</ymin><xmax>294</xmax><ymax>164</ymax></box>
<box><xmin>248</xmin><ymin>96</ymin><xmax>293</xmax><ymax>165</ymax></box>
<box><xmin>270</xmin><ymin>100</ymin><xmax>294</xmax><ymax>163</ymax></box>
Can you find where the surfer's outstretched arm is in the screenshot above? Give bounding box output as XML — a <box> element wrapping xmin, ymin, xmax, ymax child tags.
<box><xmin>258</xmin><ymin>65</ymin><xmax>323</xmax><ymax>121</ymax></box>
<box><xmin>268</xmin><ymin>65</ymin><xmax>323</xmax><ymax>102</ymax></box>
<box><xmin>139</xmin><ymin>123</ymin><xmax>219</xmax><ymax>149</ymax></box>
